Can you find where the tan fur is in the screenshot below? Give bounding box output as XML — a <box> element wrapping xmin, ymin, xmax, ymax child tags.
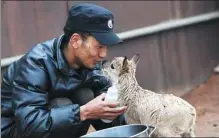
<box><xmin>102</xmin><ymin>54</ymin><xmax>196</xmax><ymax>137</ymax></box>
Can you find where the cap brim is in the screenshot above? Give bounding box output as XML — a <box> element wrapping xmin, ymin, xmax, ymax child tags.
<box><xmin>90</xmin><ymin>31</ymin><xmax>123</xmax><ymax>46</ymax></box>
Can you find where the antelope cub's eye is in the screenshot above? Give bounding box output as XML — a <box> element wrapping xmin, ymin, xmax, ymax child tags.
<box><xmin>111</xmin><ymin>64</ymin><xmax>115</xmax><ymax>69</ymax></box>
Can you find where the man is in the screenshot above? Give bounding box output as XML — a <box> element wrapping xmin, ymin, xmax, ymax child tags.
<box><xmin>1</xmin><ymin>3</ymin><xmax>127</xmax><ymax>138</ymax></box>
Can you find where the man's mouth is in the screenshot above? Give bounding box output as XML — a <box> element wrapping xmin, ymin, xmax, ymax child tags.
<box><xmin>94</xmin><ymin>60</ymin><xmax>101</xmax><ymax>64</ymax></box>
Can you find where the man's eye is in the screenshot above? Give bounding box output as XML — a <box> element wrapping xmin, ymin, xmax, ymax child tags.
<box><xmin>111</xmin><ymin>64</ymin><xmax>114</xmax><ymax>69</ymax></box>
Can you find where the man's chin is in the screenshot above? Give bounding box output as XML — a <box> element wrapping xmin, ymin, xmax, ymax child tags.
<box><xmin>86</xmin><ymin>65</ymin><xmax>96</xmax><ymax>70</ymax></box>
<box><xmin>78</xmin><ymin>61</ymin><xmax>97</xmax><ymax>70</ymax></box>
<box><xmin>81</xmin><ymin>64</ymin><xmax>96</xmax><ymax>70</ymax></box>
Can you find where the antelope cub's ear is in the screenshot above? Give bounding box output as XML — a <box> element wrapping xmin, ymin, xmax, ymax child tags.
<box><xmin>122</xmin><ymin>56</ymin><xmax>128</xmax><ymax>67</ymax></box>
<box><xmin>120</xmin><ymin>56</ymin><xmax>129</xmax><ymax>75</ymax></box>
<box><xmin>131</xmin><ymin>54</ymin><xmax>140</xmax><ymax>65</ymax></box>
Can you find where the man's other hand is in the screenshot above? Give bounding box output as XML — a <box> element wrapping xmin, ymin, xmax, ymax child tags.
<box><xmin>80</xmin><ymin>93</ymin><xmax>127</xmax><ymax>121</ymax></box>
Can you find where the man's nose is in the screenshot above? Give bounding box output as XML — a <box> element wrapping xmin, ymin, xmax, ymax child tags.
<box><xmin>99</xmin><ymin>47</ymin><xmax>107</xmax><ymax>58</ymax></box>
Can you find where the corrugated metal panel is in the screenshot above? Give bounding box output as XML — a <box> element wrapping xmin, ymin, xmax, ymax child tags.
<box><xmin>33</xmin><ymin>1</ymin><xmax>67</xmax><ymax>42</ymax></box>
<box><xmin>105</xmin><ymin>19</ymin><xmax>219</xmax><ymax>96</ymax></box>
<box><xmin>105</xmin><ymin>35</ymin><xmax>166</xmax><ymax>92</ymax></box>
<box><xmin>1</xmin><ymin>1</ymin><xmax>219</xmax><ymax>96</ymax></box>
<box><xmin>176</xmin><ymin>1</ymin><xmax>219</xmax><ymax>18</ymax></box>
<box><xmin>2</xmin><ymin>1</ymin><xmax>218</xmax><ymax>58</ymax></box>
<box><xmin>1</xmin><ymin>1</ymin><xmax>67</xmax><ymax>58</ymax></box>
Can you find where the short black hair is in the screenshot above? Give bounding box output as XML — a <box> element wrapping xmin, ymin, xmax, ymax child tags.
<box><xmin>63</xmin><ymin>26</ymin><xmax>91</xmax><ymax>42</ymax></box>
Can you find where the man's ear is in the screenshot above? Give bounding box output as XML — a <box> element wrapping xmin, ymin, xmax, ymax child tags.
<box><xmin>69</xmin><ymin>33</ymin><xmax>82</xmax><ymax>48</ymax></box>
<box><xmin>77</xmin><ymin>39</ymin><xmax>82</xmax><ymax>46</ymax></box>
<box><xmin>131</xmin><ymin>54</ymin><xmax>140</xmax><ymax>67</ymax></box>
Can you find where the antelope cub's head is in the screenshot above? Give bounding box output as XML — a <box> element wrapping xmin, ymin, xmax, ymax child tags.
<box><xmin>101</xmin><ymin>54</ymin><xmax>140</xmax><ymax>84</ymax></box>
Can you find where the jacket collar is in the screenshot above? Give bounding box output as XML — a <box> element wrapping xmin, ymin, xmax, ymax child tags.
<box><xmin>56</xmin><ymin>34</ymin><xmax>78</xmax><ymax>76</ymax></box>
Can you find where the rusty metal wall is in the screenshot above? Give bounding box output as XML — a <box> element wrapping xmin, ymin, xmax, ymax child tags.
<box><xmin>2</xmin><ymin>1</ymin><xmax>218</xmax><ymax>58</ymax></box>
<box><xmin>1</xmin><ymin>1</ymin><xmax>219</xmax><ymax>96</ymax></box>
<box><xmin>105</xmin><ymin>19</ymin><xmax>219</xmax><ymax>96</ymax></box>
<box><xmin>69</xmin><ymin>1</ymin><xmax>219</xmax><ymax>32</ymax></box>
<box><xmin>68</xmin><ymin>1</ymin><xmax>173</xmax><ymax>33</ymax></box>
<box><xmin>174</xmin><ymin>1</ymin><xmax>219</xmax><ymax>18</ymax></box>
<box><xmin>1</xmin><ymin>1</ymin><xmax>68</xmax><ymax>58</ymax></box>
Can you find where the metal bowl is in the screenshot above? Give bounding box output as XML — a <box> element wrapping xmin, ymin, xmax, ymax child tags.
<box><xmin>81</xmin><ymin>124</ymin><xmax>156</xmax><ymax>137</ymax></box>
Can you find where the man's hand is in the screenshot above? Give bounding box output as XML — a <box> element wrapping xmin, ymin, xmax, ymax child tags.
<box><xmin>80</xmin><ymin>93</ymin><xmax>127</xmax><ymax>121</ymax></box>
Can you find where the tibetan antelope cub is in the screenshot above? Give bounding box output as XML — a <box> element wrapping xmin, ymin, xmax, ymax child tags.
<box><xmin>101</xmin><ymin>54</ymin><xmax>196</xmax><ymax>137</ymax></box>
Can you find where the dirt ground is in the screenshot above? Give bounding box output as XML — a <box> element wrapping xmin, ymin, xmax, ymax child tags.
<box><xmin>87</xmin><ymin>73</ymin><xmax>219</xmax><ymax>136</ymax></box>
<box><xmin>182</xmin><ymin>73</ymin><xmax>219</xmax><ymax>137</ymax></box>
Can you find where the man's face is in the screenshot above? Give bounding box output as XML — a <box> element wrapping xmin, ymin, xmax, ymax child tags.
<box><xmin>75</xmin><ymin>35</ymin><xmax>108</xmax><ymax>69</ymax></box>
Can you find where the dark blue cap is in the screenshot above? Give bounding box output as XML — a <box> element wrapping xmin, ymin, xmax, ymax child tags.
<box><xmin>64</xmin><ymin>3</ymin><xmax>123</xmax><ymax>46</ymax></box>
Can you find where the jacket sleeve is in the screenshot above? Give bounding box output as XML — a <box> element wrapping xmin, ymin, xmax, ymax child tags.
<box><xmin>12</xmin><ymin>59</ymin><xmax>82</xmax><ymax>138</ymax></box>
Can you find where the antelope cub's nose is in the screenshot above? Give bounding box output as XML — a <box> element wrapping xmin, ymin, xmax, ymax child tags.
<box><xmin>101</xmin><ymin>60</ymin><xmax>108</xmax><ymax>66</ymax></box>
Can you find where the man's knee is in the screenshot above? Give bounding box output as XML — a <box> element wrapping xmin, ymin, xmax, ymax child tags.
<box><xmin>71</xmin><ymin>88</ymin><xmax>95</xmax><ymax>105</ymax></box>
<box><xmin>49</xmin><ymin>88</ymin><xmax>95</xmax><ymax>109</ymax></box>
<box><xmin>49</xmin><ymin>98</ymin><xmax>72</xmax><ymax>109</ymax></box>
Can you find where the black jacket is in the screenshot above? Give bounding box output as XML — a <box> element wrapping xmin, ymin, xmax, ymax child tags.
<box><xmin>1</xmin><ymin>35</ymin><xmax>118</xmax><ymax>138</ymax></box>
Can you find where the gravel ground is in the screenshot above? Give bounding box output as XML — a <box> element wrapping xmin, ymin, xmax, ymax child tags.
<box><xmin>182</xmin><ymin>73</ymin><xmax>219</xmax><ymax>137</ymax></box>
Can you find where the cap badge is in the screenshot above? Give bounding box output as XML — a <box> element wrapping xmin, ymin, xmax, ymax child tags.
<box><xmin>108</xmin><ymin>19</ymin><xmax>113</xmax><ymax>29</ymax></box>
